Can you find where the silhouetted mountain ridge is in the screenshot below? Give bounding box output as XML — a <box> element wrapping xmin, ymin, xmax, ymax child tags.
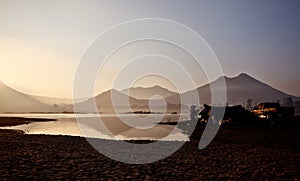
<box><xmin>166</xmin><ymin>73</ymin><xmax>300</xmax><ymax>105</ymax></box>
<box><xmin>121</xmin><ymin>85</ymin><xmax>177</xmax><ymax>99</ymax></box>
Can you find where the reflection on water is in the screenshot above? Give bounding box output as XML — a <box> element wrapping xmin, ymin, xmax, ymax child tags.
<box><xmin>0</xmin><ymin>114</ymin><xmax>190</xmax><ymax>141</ymax></box>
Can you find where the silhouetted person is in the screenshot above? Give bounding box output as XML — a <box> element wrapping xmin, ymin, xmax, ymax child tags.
<box><xmin>199</xmin><ymin>104</ymin><xmax>210</xmax><ymax>122</ymax></box>
<box><xmin>190</xmin><ymin>105</ymin><xmax>199</xmax><ymax>122</ymax></box>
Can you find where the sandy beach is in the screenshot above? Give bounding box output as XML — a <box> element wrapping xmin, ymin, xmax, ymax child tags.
<box><xmin>0</xmin><ymin>117</ymin><xmax>299</xmax><ymax>180</ymax></box>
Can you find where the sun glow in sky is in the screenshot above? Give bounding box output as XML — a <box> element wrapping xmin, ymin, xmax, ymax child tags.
<box><xmin>1</xmin><ymin>0</ymin><xmax>300</xmax><ymax>98</ymax></box>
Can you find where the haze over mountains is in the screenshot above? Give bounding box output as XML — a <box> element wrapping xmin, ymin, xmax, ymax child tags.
<box><xmin>121</xmin><ymin>86</ymin><xmax>177</xmax><ymax>100</ymax></box>
<box><xmin>0</xmin><ymin>73</ymin><xmax>299</xmax><ymax>113</ymax></box>
<box><xmin>0</xmin><ymin>81</ymin><xmax>51</xmax><ymax>113</ymax></box>
<box><xmin>30</xmin><ymin>95</ymin><xmax>73</xmax><ymax>105</ymax></box>
<box><xmin>74</xmin><ymin>89</ymin><xmax>148</xmax><ymax>113</ymax></box>
<box><xmin>0</xmin><ymin>81</ymin><xmax>72</xmax><ymax>113</ymax></box>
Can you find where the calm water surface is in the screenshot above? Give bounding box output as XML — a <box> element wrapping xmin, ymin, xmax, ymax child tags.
<box><xmin>0</xmin><ymin>113</ymin><xmax>191</xmax><ymax>141</ymax></box>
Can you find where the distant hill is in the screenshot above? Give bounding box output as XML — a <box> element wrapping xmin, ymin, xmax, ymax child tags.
<box><xmin>0</xmin><ymin>81</ymin><xmax>75</xmax><ymax>113</ymax></box>
<box><xmin>0</xmin><ymin>81</ymin><xmax>52</xmax><ymax>113</ymax></box>
<box><xmin>29</xmin><ymin>95</ymin><xmax>87</xmax><ymax>106</ymax></box>
<box><xmin>121</xmin><ymin>85</ymin><xmax>177</xmax><ymax>100</ymax></box>
<box><xmin>75</xmin><ymin>89</ymin><xmax>183</xmax><ymax>113</ymax></box>
<box><xmin>166</xmin><ymin>73</ymin><xmax>300</xmax><ymax>105</ymax></box>
<box><xmin>221</xmin><ymin>73</ymin><xmax>300</xmax><ymax>104</ymax></box>
<box><xmin>29</xmin><ymin>95</ymin><xmax>73</xmax><ymax>105</ymax></box>
<box><xmin>74</xmin><ymin>89</ymin><xmax>146</xmax><ymax>113</ymax></box>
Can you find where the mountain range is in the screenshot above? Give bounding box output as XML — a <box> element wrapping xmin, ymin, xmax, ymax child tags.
<box><xmin>166</xmin><ymin>73</ymin><xmax>300</xmax><ymax>105</ymax></box>
<box><xmin>0</xmin><ymin>73</ymin><xmax>299</xmax><ymax>113</ymax></box>
<box><xmin>121</xmin><ymin>85</ymin><xmax>177</xmax><ymax>100</ymax></box>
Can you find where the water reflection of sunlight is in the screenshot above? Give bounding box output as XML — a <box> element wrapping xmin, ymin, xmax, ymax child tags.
<box><xmin>0</xmin><ymin>114</ymin><xmax>190</xmax><ymax>141</ymax></box>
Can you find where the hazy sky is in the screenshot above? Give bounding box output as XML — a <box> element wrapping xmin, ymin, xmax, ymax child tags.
<box><xmin>0</xmin><ymin>0</ymin><xmax>300</xmax><ymax>98</ymax></box>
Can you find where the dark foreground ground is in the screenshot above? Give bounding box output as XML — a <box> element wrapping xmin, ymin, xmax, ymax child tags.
<box><xmin>0</xmin><ymin>117</ymin><xmax>55</xmax><ymax>127</ymax></box>
<box><xmin>0</xmin><ymin>117</ymin><xmax>299</xmax><ymax>180</ymax></box>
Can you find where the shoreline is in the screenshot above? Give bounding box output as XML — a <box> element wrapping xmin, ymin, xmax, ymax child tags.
<box><xmin>0</xmin><ymin>117</ymin><xmax>56</xmax><ymax>127</ymax></box>
<box><xmin>0</xmin><ymin>118</ymin><xmax>299</xmax><ymax>179</ymax></box>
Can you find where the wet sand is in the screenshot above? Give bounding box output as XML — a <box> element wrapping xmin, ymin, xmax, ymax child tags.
<box><xmin>0</xmin><ymin>117</ymin><xmax>299</xmax><ymax>180</ymax></box>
